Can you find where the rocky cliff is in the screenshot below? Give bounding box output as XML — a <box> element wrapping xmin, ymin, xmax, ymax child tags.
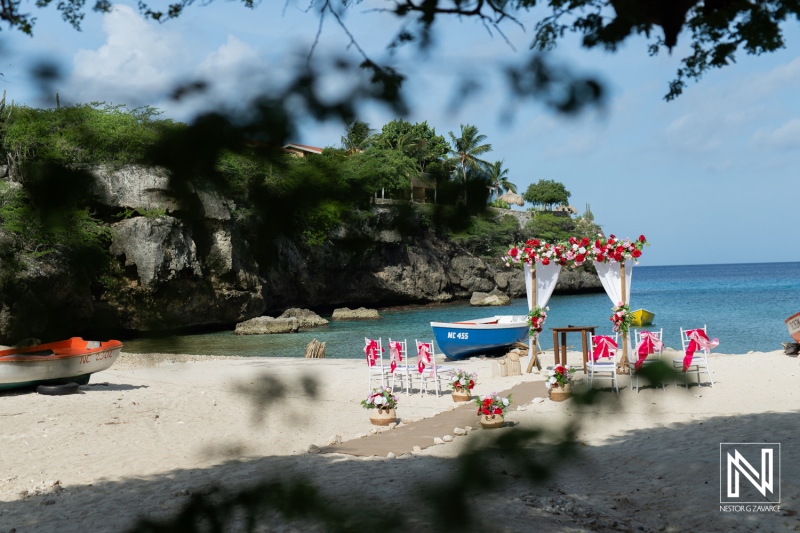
<box><xmin>0</xmin><ymin>166</ymin><xmax>601</xmax><ymax>341</ymax></box>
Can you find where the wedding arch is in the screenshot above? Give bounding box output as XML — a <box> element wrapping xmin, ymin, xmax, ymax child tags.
<box><xmin>505</xmin><ymin>235</ymin><xmax>649</xmax><ymax>373</ymax></box>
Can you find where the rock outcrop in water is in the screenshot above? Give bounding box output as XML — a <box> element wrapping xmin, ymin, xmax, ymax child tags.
<box><xmin>0</xmin><ymin>165</ymin><xmax>601</xmax><ymax>342</ymax></box>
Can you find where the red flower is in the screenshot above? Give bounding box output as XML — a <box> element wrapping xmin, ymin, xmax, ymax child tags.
<box><xmin>632</xmin><ymin>249</ymin><xmax>642</xmax><ymax>258</ymax></box>
<box><xmin>493</xmin><ymin>408</ymin><xmax>503</xmax><ymax>415</ymax></box>
<box><xmin>639</xmin><ymin>235</ymin><xmax>646</xmax><ymax>243</ymax></box>
<box><xmin>614</xmin><ymin>252</ymin><xmax>623</xmax><ymax>262</ymax></box>
<box><xmin>569</xmin><ymin>237</ymin><xmax>577</xmax><ymax>245</ymax></box>
<box><xmin>541</xmin><ymin>257</ymin><xmax>550</xmax><ymax>265</ymax></box>
<box><xmin>576</xmin><ymin>254</ymin><xmax>585</xmax><ymax>263</ymax></box>
<box><xmin>596</xmin><ymin>254</ymin><xmax>605</xmax><ymax>262</ymax></box>
<box><xmin>581</xmin><ymin>237</ymin><xmax>590</xmax><ymax>247</ymax></box>
<box><xmin>482</xmin><ymin>408</ymin><xmax>491</xmax><ymax>415</ymax></box>
<box><xmin>559</xmin><ymin>258</ymin><xmax>566</xmax><ymax>266</ymax></box>
<box><xmin>483</xmin><ymin>398</ymin><xmax>493</xmax><ymax>406</ymax></box>
<box><xmin>469</xmin><ymin>380</ymin><xmax>475</xmax><ymax>389</ymax></box>
<box><xmin>531</xmin><ymin>239</ymin><xmax>540</xmax><ymax>247</ymax></box>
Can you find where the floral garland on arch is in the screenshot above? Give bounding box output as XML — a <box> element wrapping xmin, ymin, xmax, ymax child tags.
<box><xmin>503</xmin><ymin>234</ymin><xmax>649</xmax><ymax>269</ymax></box>
<box><xmin>591</xmin><ymin>234</ymin><xmax>648</xmax><ymax>263</ymax></box>
<box><xmin>610</xmin><ymin>302</ymin><xmax>633</xmax><ymax>336</ymax></box>
<box><xmin>528</xmin><ymin>305</ymin><xmax>548</xmax><ymax>339</ymax></box>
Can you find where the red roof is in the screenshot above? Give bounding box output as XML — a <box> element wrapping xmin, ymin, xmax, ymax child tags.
<box><xmin>282</xmin><ymin>143</ymin><xmax>324</xmax><ymax>154</ymax></box>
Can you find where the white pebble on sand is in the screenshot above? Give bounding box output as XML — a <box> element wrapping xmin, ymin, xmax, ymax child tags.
<box><xmin>442</xmin><ymin>435</ymin><xmax>453</xmax><ymax>442</ymax></box>
<box><xmin>433</xmin><ymin>437</ymin><xmax>444</xmax><ymax>445</ymax></box>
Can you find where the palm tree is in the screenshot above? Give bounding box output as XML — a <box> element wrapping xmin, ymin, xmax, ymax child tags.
<box><xmin>341</xmin><ymin>120</ymin><xmax>375</xmax><ymax>155</ymax></box>
<box><xmin>448</xmin><ymin>124</ymin><xmax>492</xmax><ymax>203</ymax></box>
<box><xmin>486</xmin><ymin>160</ymin><xmax>517</xmax><ymax>200</ymax></box>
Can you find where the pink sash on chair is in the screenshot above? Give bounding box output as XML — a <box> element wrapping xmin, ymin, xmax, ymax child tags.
<box><xmin>634</xmin><ymin>331</ymin><xmax>664</xmax><ymax>371</ymax></box>
<box><xmin>416</xmin><ymin>342</ymin><xmax>434</xmax><ymax>376</ymax></box>
<box><xmin>388</xmin><ymin>341</ymin><xmax>402</xmax><ymax>373</ymax></box>
<box><xmin>591</xmin><ymin>336</ymin><xmax>618</xmax><ymax>361</ymax></box>
<box><xmin>682</xmin><ymin>329</ymin><xmax>719</xmax><ymax>372</ymax></box>
<box><xmin>364</xmin><ymin>339</ymin><xmax>380</xmax><ymax>367</ymax></box>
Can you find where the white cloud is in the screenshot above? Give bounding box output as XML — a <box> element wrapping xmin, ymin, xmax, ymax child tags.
<box><xmin>66</xmin><ymin>5</ymin><xmax>190</xmax><ymax>105</ymax></box>
<box><xmin>751</xmin><ymin>119</ymin><xmax>800</xmax><ymax>150</ymax></box>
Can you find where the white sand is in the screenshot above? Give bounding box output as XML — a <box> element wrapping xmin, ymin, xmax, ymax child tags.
<box><xmin>1</xmin><ymin>349</ymin><xmax>798</xmax><ymax>532</ymax></box>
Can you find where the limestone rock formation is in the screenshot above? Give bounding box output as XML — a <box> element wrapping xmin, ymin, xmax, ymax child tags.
<box><xmin>0</xmin><ymin>165</ymin><xmax>603</xmax><ymax>342</ymax></box>
<box><xmin>279</xmin><ymin>308</ymin><xmax>328</xmax><ymax>329</ymax></box>
<box><xmin>331</xmin><ymin>307</ymin><xmax>381</xmax><ymax>320</ymax></box>
<box><xmin>470</xmin><ymin>288</ymin><xmax>511</xmax><ymax>306</ymax></box>
<box><xmin>234</xmin><ymin>316</ymin><xmax>299</xmax><ymax>335</ymax></box>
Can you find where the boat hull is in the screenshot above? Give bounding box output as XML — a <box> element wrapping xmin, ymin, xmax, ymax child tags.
<box><xmin>786</xmin><ymin>312</ymin><xmax>800</xmax><ymax>343</ymax></box>
<box><xmin>431</xmin><ymin>316</ymin><xmax>529</xmax><ymax>361</ymax></box>
<box><xmin>0</xmin><ymin>338</ymin><xmax>123</xmax><ymax>391</ymax></box>
<box><xmin>630</xmin><ymin>309</ymin><xmax>655</xmax><ymax>327</ymax></box>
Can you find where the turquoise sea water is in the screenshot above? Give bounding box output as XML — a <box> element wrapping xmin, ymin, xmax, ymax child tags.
<box><xmin>122</xmin><ymin>262</ymin><xmax>800</xmax><ymax>358</ymax></box>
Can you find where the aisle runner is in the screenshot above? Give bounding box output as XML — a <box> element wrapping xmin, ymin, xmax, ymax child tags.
<box><xmin>320</xmin><ymin>380</ymin><xmax>548</xmax><ymax>457</ymax></box>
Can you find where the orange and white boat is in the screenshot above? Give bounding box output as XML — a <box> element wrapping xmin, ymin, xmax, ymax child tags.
<box><xmin>0</xmin><ymin>337</ymin><xmax>122</xmax><ymax>391</ymax></box>
<box><xmin>786</xmin><ymin>312</ymin><xmax>800</xmax><ymax>343</ymax></box>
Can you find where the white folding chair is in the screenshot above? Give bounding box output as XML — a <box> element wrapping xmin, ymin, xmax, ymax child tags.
<box><xmin>414</xmin><ymin>340</ymin><xmax>454</xmax><ymax>397</ymax></box>
<box><xmin>365</xmin><ymin>337</ymin><xmax>391</xmax><ymax>392</ymax></box>
<box><xmin>387</xmin><ymin>338</ymin><xmax>411</xmax><ymax>395</ymax></box>
<box><xmin>674</xmin><ymin>325</ymin><xmax>716</xmax><ymax>388</ymax></box>
<box><xmin>586</xmin><ymin>332</ymin><xmax>619</xmax><ymax>394</ymax></box>
<box><xmin>629</xmin><ymin>328</ymin><xmax>666</xmax><ymax>392</ymax></box>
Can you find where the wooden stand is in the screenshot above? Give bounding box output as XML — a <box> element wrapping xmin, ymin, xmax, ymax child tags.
<box><xmin>492</xmin><ymin>358</ymin><xmax>508</xmax><ymax>377</ymax></box>
<box><xmin>304</xmin><ymin>339</ymin><xmax>326</xmax><ymax>358</ymax></box>
<box><xmin>525</xmin><ymin>265</ymin><xmax>542</xmax><ymax>373</ymax></box>
<box><xmin>618</xmin><ymin>262</ymin><xmax>630</xmax><ymax>374</ymax></box>
<box><xmin>506</xmin><ymin>351</ymin><xmax>522</xmax><ymax>376</ymax></box>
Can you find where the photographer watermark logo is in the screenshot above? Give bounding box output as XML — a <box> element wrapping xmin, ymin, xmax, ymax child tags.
<box><xmin>719</xmin><ymin>443</ymin><xmax>780</xmax><ymax>512</ymax></box>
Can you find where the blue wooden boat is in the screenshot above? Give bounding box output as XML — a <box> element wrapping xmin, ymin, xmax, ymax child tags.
<box><xmin>430</xmin><ymin>315</ymin><xmax>529</xmax><ymax>360</ymax></box>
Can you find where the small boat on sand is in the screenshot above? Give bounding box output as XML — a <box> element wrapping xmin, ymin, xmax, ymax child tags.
<box><xmin>786</xmin><ymin>312</ymin><xmax>800</xmax><ymax>343</ymax></box>
<box><xmin>430</xmin><ymin>315</ymin><xmax>529</xmax><ymax>361</ymax></box>
<box><xmin>0</xmin><ymin>337</ymin><xmax>123</xmax><ymax>391</ymax></box>
<box><xmin>630</xmin><ymin>309</ymin><xmax>655</xmax><ymax>327</ymax></box>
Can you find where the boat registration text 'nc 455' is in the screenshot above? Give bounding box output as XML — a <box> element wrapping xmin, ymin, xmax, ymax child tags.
<box><xmin>447</xmin><ymin>332</ymin><xmax>469</xmax><ymax>340</ymax></box>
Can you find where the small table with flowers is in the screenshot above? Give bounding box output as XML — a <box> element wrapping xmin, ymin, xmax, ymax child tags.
<box><xmin>551</xmin><ymin>326</ymin><xmax>598</xmax><ymax>373</ymax></box>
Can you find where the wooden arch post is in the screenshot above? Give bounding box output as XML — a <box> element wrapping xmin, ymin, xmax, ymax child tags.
<box><xmin>526</xmin><ymin>264</ymin><xmax>543</xmax><ymax>373</ymax></box>
<box><xmin>619</xmin><ymin>261</ymin><xmax>630</xmax><ymax>374</ymax></box>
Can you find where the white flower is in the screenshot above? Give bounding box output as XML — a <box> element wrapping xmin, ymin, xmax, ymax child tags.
<box><xmin>501</xmin><ymin>398</ymin><xmax>509</xmax><ymax>406</ymax></box>
<box><xmin>545</xmin><ymin>382</ymin><xmax>552</xmax><ymax>389</ymax></box>
<box><xmin>374</xmin><ymin>396</ymin><xmax>385</xmax><ymax>405</ymax></box>
<box><xmin>549</xmin><ymin>377</ymin><xmax>557</xmax><ymax>384</ymax></box>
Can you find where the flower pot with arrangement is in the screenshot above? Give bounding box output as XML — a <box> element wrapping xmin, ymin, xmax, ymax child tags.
<box><xmin>546</xmin><ymin>364</ymin><xmax>576</xmax><ymax>402</ymax></box>
<box><xmin>475</xmin><ymin>392</ymin><xmax>511</xmax><ymax>429</ymax></box>
<box><xmin>448</xmin><ymin>369</ymin><xmax>477</xmax><ymax>402</ymax></box>
<box><xmin>362</xmin><ymin>387</ymin><xmax>398</xmax><ymax>426</ymax></box>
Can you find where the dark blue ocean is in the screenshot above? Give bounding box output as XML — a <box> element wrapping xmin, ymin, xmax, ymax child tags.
<box><xmin>123</xmin><ymin>262</ymin><xmax>800</xmax><ymax>358</ymax></box>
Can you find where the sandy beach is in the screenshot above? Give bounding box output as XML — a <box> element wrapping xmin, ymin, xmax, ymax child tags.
<box><xmin>1</xmin><ymin>348</ymin><xmax>798</xmax><ymax>532</ymax></box>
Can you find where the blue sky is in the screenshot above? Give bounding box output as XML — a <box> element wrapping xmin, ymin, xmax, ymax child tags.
<box><xmin>2</xmin><ymin>1</ymin><xmax>799</xmax><ymax>267</ymax></box>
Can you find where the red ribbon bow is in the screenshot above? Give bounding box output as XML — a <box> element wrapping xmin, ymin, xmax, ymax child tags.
<box><xmin>417</xmin><ymin>342</ymin><xmax>431</xmax><ymax>374</ymax></box>
<box><xmin>364</xmin><ymin>338</ymin><xmax>380</xmax><ymax>367</ymax></box>
<box><xmin>634</xmin><ymin>331</ymin><xmax>664</xmax><ymax>371</ymax></box>
<box><xmin>388</xmin><ymin>341</ymin><xmax>402</xmax><ymax>373</ymax></box>
<box><xmin>592</xmin><ymin>335</ymin><xmax>618</xmax><ymax>361</ymax></box>
<box><xmin>682</xmin><ymin>329</ymin><xmax>719</xmax><ymax>372</ymax></box>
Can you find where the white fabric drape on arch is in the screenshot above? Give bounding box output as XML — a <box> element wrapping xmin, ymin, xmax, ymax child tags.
<box><xmin>524</xmin><ymin>262</ymin><xmax>561</xmax><ymax>370</ymax></box>
<box><xmin>593</xmin><ymin>260</ymin><xmax>634</xmax><ymax>306</ymax></box>
<box><xmin>593</xmin><ymin>259</ymin><xmax>635</xmax><ymax>354</ymax></box>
